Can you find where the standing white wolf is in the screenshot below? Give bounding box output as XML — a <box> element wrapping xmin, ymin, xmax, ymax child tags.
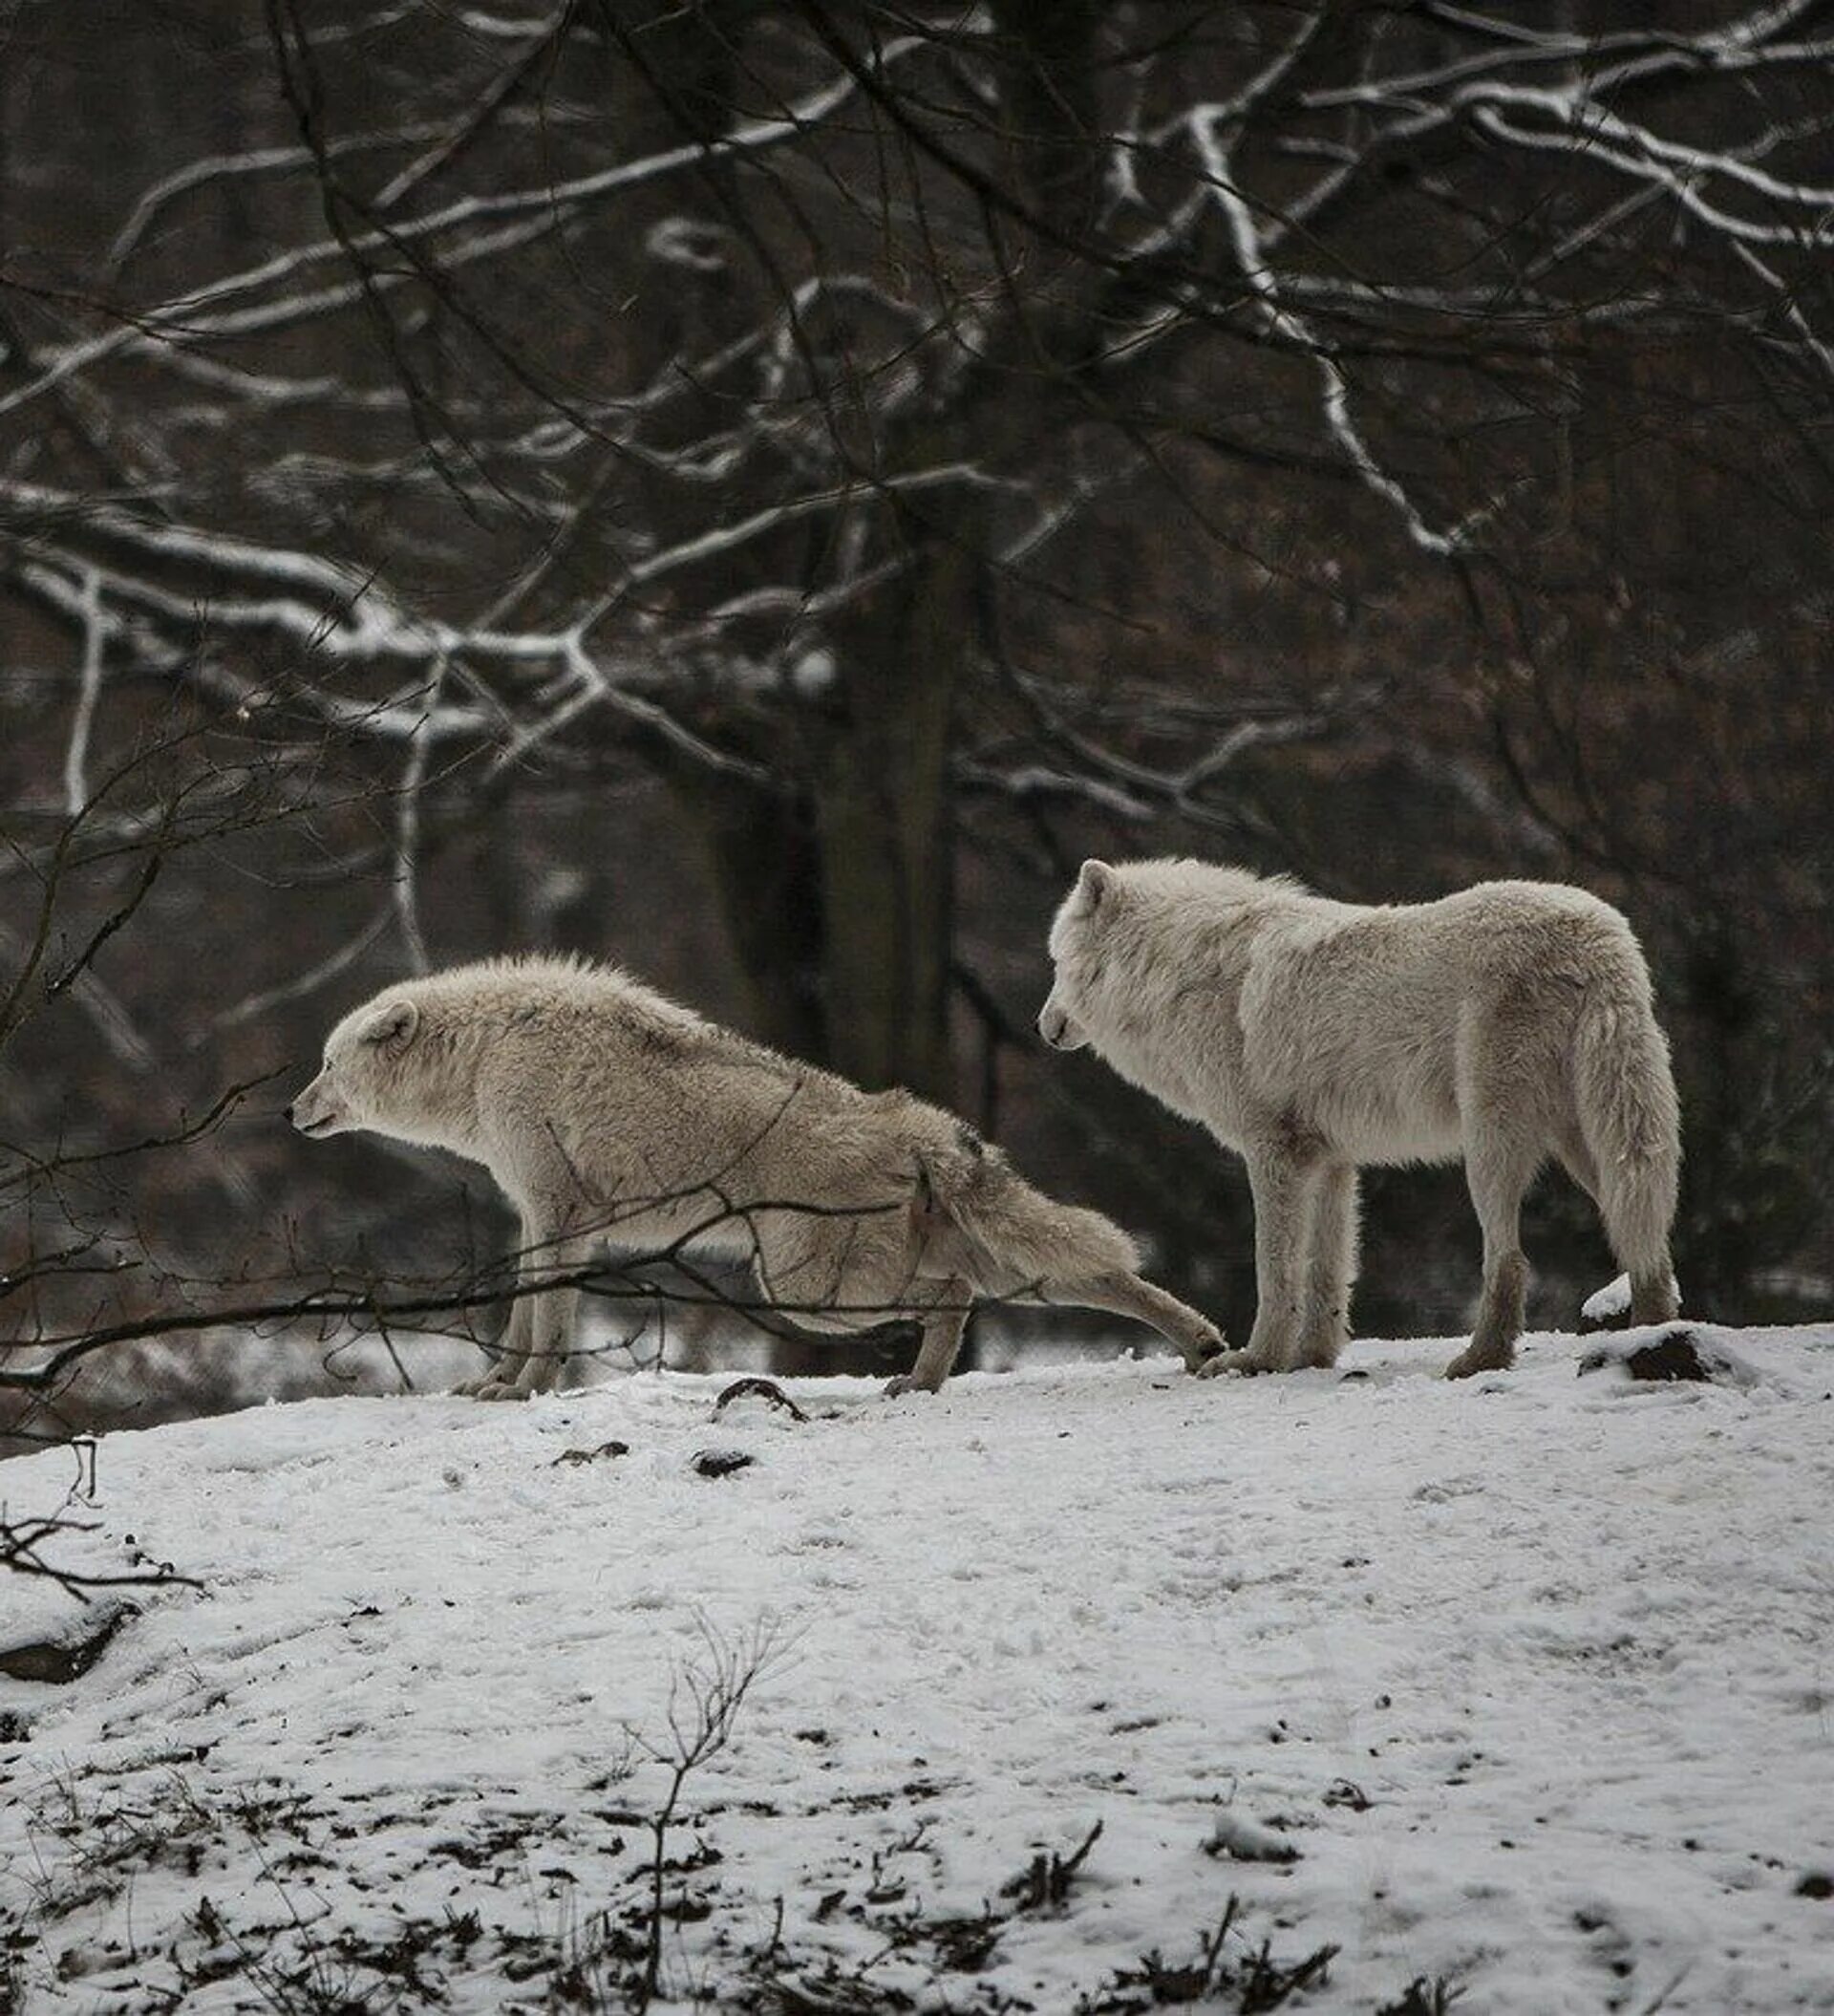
<box><xmin>289</xmin><ymin>956</ymin><xmax>1223</xmax><ymax>1398</ymax></box>
<box><xmin>1037</xmin><ymin>861</ymin><xmax>1681</xmax><ymax>1379</ymax></box>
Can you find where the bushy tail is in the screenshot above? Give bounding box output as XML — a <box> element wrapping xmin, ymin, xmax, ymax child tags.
<box><xmin>918</xmin><ymin>1133</ymin><xmax>1138</xmax><ymax>1287</ymax></box>
<box><xmin>1574</xmin><ymin>953</ymin><xmax>1681</xmax><ymax>1319</ymax></box>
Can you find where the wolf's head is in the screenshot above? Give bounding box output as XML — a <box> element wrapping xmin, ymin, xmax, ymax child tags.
<box><xmin>1037</xmin><ymin>859</ymin><xmax>1120</xmax><ymax>1051</ymax></box>
<box><xmin>288</xmin><ymin>987</ymin><xmax>453</xmax><ymax>1147</ymax></box>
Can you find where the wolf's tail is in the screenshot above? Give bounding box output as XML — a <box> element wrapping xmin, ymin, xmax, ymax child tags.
<box><xmin>918</xmin><ymin>1130</ymin><xmax>1139</xmax><ymax>1286</ymax></box>
<box><xmin>1573</xmin><ymin>936</ymin><xmax>1682</xmax><ymax>1321</ymax></box>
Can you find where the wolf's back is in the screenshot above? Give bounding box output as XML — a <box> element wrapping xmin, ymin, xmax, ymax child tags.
<box><xmin>919</xmin><ymin>1128</ymin><xmax>1139</xmax><ymax>1283</ymax></box>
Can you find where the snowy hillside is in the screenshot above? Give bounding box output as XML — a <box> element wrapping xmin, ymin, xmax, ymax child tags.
<box><xmin>4</xmin><ymin>1324</ymin><xmax>1833</xmax><ymax>2014</ymax></box>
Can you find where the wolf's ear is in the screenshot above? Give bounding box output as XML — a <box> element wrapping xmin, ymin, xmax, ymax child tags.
<box><xmin>358</xmin><ymin>997</ymin><xmax>419</xmax><ymax>1053</ymax></box>
<box><xmin>1069</xmin><ymin>859</ymin><xmax>1115</xmax><ymax>919</ymax></box>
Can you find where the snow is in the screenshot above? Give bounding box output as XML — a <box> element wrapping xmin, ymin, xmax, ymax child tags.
<box><xmin>5</xmin><ymin>1322</ymin><xmax>1834</xmax><ymax>2012</ymax></box>
<box><xmin>1582</xmin><ymin>1274</ymin><xmax>1633</xmax><ymax>1325</ymax></box>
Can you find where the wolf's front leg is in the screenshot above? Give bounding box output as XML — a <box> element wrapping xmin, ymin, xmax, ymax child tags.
<box><xmin>1233</xmin><ymin>1145</ymin><xmax>1321</xmax><ymax>1372</ymax></box>
<box><xmin>884</xmin><ymin>1279</ymin><xmax>972</xmax><ymax>1397</ymax></box>
<box><xmin>456</xmin><ymin>1214</ymin><xmax>586</xmax><ymax>1401</ymax></box>
<box><xmin>453</xmin><ymin>1282</ymin><xmax>536</xmax><ymax>1399</ymax></box>
<box><xmin>1293</xmin><ymin>1164</ymin><xmax>1358</xmax><ymax>1368</ymax></box>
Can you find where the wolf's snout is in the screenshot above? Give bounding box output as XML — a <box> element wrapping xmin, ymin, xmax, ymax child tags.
<box><xmin>289</xmin><ymin>1078</ymin><xmax>342</xmax><ymax>1136</ymax></box>
<box><xmin>1038</xmin><ymin>1000</ymin><xmax>1089</xmax><ymax>1054</ymax></box>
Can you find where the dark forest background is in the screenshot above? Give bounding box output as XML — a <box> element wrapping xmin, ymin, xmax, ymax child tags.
<box><xmin>3</xmin><ymin>0</ymin><xmax>1831</xmax><ymax>1450</ymax></box>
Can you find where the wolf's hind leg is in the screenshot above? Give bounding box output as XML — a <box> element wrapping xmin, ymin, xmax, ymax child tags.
<box><xmin>1445</xmin><ymin>1132</ymin><xmax>1536</xmax><ymax>1379</ymax></box>
<box><xmin>1628</xmin><ymin>1264</ymin><xmax>1680</xmax><ymax>1326</ymax></box>
<box><xmin>1552</xmin><ymin>1125</ymin><xmax>1601</xmax><ymax>1206</ymax></box>
<box><xmin>1044</xmin><ymin>1271</ymin><xmax>1225</xmax><ymax>1372</ymax></box>
<box><xmin>1560</xmin><ymin>1125</ymin><xmax>1681</xmax><ymax>1327</ymax></box>
<box><xmin>1553</xmin><ymin>1129</ymin><xmax>1678</xmax><ymax>1329</ymax></box>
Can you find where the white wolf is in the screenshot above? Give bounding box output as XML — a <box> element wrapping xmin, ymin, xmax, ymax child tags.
<box><xmin>289</xmin><ymin>956</ymin><xmax>1223</xmax><ymax>1399</ymax></box>
<box><xmin>1037</xmin><ymin>861</ymin><xmax>1681</xmax><ymax>1379</ymax></box>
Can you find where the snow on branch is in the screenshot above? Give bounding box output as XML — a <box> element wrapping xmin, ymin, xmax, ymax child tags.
<box><xmin>61</xmin><ymin>570</ymin><xmax>107</xmax><ymax>819</ymax></box>
<box><xmin>1188</xmin><ymin>112</ymin><xmax>1473</xmax><ymax>558</ymax></box>
<box><xmin>0</xmin><ymin>38</ymin><xmax>928</xmax><ymax>424</ymax></box>
<box><xmin>2</xmin><ymin>0</ymin><xmax>1826</xmax><ymax>785</ymax></box>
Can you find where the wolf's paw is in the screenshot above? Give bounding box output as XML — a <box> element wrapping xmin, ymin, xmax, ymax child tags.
<box><xmin>1187</xmin><ymin>1327</ymin><xmax>1229</xmax><ymax>1369</ymax></box>
<box><xmin>453</xmin><ymin>1370</ymin><xmax>526</xmax><ymax>1401</ymax></box>
<box><xmin>1443</xmin><ymin>1341</ymin><xmax>1513</xmax><ymax>1381</ymax></box>
<box><xmin>883</xmin><ymin>1373</ymin><xmax>941</xmax><ymax>1400</ymax></box>
<box><xmin>1196</xmin><ymin>1348</ymin><xmax>1263</xmax><ymax>1379</ymax></box>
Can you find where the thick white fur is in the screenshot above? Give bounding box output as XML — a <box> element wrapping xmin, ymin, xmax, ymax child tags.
<box><xmin>290</xmin><ymin>956</ymin><xmax>1222</xmax><ymax>1398</ymax></box>
<box><xmin>1039</xmin><ymin>860</ymin><xmax>1681</xmax><ymax>1378</ymax></box>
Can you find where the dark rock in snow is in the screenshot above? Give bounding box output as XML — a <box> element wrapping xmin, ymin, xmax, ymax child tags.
<box><xmin>1577</xmin><ymin>1327</ymin><xmax>1743</xmax><ymax>1385</ymax></box>
<box><xmin>692</xmin><ymin>1448</ymin><xmax>756</xmax><ymax>1478</ymax></box>
<box><xmin>0</xmin><ymin>1601</ymin><xmax>134</xmax><ymax>1684</ymax></box>
<box><xmin>551</xmin><ymin>1440</ymin><xmax>630</xmax><ymax>1468</ymax></box>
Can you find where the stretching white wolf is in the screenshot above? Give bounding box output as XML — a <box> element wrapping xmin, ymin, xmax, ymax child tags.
<box><xmin>289</xmin><ymin>956</ymin><xmax>1223</xmax><ymax>1398</ymax></box>
<box><xmin>1037</xmin><ymin>861</ymin><xmax>1681</xmax><ymax>1379</ymax></box>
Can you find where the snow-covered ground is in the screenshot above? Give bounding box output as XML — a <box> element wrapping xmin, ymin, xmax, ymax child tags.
<box><xmin>4</xmin><ymin>1322</ymin><xmax>1832</xmax><ymax>2013</ymax></box>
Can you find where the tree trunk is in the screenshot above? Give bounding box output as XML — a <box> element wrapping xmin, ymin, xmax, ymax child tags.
<box><xmin>811</xmin><ymin>543</ymin><xmax>970</xmax><ymax>1106</ymax></box>
<box><xmin>665</xmin><ymin>535</ymin><xmax>972</xmax><ymax>1378</ymax></box>
<box><xmin>669</xmin><ymin>770</ymin><xmax>830</xmax><ymax>1067</ymax></box>
<box><xmin>669</xmin><ymin>538</ymin><xmax>970</xmax><ymax>1103</ymax></box>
